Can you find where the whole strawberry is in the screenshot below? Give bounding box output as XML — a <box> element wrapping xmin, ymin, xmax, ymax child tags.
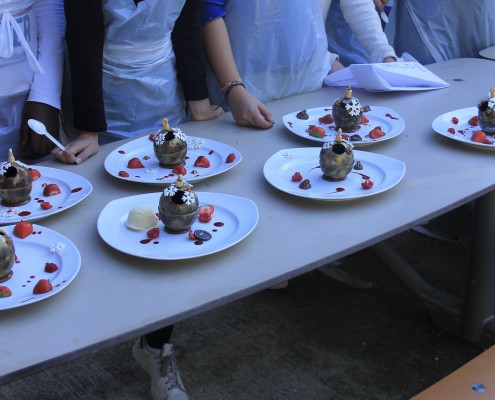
<box><xmin>0</xmin><ymin>286</ymin><xmax>12</xmax><ymax>298</ymax></box>
<box><xmin>43</xmin><ymin>183</ymin><xmax>61</xmax><ymax>196</ymax></box>
<box><xmin>194</xmin><ymin>156</ymin><xmax>211</xmax><ymax>168</ymax></box>
<box><xmin>13</xmin><ymin>221</ymin><xmax>33</xmax><ymax>239</ymax></box>
<box><xmin>44</xmin><ymin>262</ymin><xmax>59</xmax><ymax>273</ymax></box>
<box><xmin>40</xmin><ymin>201</ymin><xmax>52</xmax><ymax>210</ymax></box>
<box><xmin>127</xmin><ymin>157</ymin><xmax>144</xmax><ymax>169</ymax></box>
<box><xmin>33</xmin><ymin>279</ymin><xmax>52</xmax><ymax>294</ymax></box>
<box><xmin>147</xmin><ymin>227</ymin><xmax>160</xmax><ymax>239</ymax></box>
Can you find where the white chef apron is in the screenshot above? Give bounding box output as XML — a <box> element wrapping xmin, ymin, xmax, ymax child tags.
<box><xmin>0</xmin><ymin>0</ymin><xmax>41</xmax><ymax>157</ymax></box>
<box><xmin>101</xmin><ymin>0</ymin><xmax>186</xmax><ymax>138</ymax></box>
<box><xmin>208</xmin><ymin>0</ymin><xmax>331</xmax><ymax>104</ymax></box>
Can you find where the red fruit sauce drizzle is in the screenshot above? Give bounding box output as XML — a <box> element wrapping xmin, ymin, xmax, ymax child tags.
<box><xmin>308</xmin><ymin>165</ymin><xmax>321</xmax><ymax>173</ymax></box>
<box><xmin>208</xmin><ymin>150</ymin><xmax>214</xmax><ymax>155</ymax></box>
<box><xmin>214</xmin><ymin>222</ymin><xmax>224</xmax><ymax>227</ymax></box>
<box><xmin>325</xmin><ymin>187</ymin><xmax>346</xmax><ymax>194</ymax></box>
<box><xmin>194</xmin><ymin>241</ymin><xmax>203</xmax><ymax>245</ymax></box>
<box><xmin>118</xmin><ymin>150</ymin><xmax>125</xmax><ymax>154</ymax></box>
<box><xmin>18</xmin><ymin>211</ymin><xmax>31</xmax><ymax>216</ymax></box>
<box><xmin>385</xmin><ymin>113</ymin><xmax>398</xmax><ymax>120</ymax></box>
<box><xmin>71</xmin><ymin>187</ymin><xmax>83</xmax><ymax>193</ymax></box>
<box><xmin>288</xmin><ymin>122</ymin><xmax>293</xmax><ymax>128</ymax></box>
<box><xmin>351</xmin><ymin>171</ymin><xmax>370</xmax><ymax>180</ymax></box>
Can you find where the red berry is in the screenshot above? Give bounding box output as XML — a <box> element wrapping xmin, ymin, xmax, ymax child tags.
<box><xmin>43</xmin><ymin>183</ymin><xmax>61</xmax><ymax>196</ymax></box>
<box><xmin>118</xmin><ymin>170</ymin><xmax>130</xmax><ymax>177</ymax></box>
<box><xmin>0</xmin><ymin>286</ymin><xmax>12</xmax><ymax>298</ymax></box>
<box><xmin>226</xmin><ymin>153</ymin><xmax>236</xmax><ymax>163</ymax></box>
<box><xmin>44</xmin><ymin>262</ymin><xmax>59</xmax><ymax>273</ymax></box>
<box><xmin>33</xmin><ymin>279</ymin><xmax>52</xmax><ymax>294</ymax></box>
<box><xmin>447</xmin><ymin>127</ymin><xmax>455</xmax><ymax>134</ymax></box>
<box><xmin>40</xmin><ymin>201</ymin><xmax>52</xmax><ymax>210</ymax></box>
<box><xmin>291</xmin><ymin>172</ymin><xmax>303</xmax><ymax>182</ymax></box>
<box><xmin>188</xmin><ymin>229</ymin><xmax>197</xmax><ymax>240</ymax></box>
<box><xmin>318</xmin><ymin>114</ymin><xmax>334</xmax><ymax>124</ymax></box>
<box><xmin>147</xmin><ymin>227</ymin><xmax>160</xmax><ymax>239</ymax></box>
<box><xmin>468</xmin><ymin>116</ymin><xmax>479</xmax><ymax>126</ymax></box>
<box><xmin>149</xmin><ymin>133</ymin><xmax>155</xmax><ymax>141</ymax></box>
<box><xmin>198</xmin><ymin>205</ymin><xmax>214</xmax><ymax>223</ymax></box>
<box><xmin>360</xmin><ymin>115</ymin><xmax>369</xmax><ymax>124</ymax></box>
<box><xmin>13</xmin><ymin>221</ymin><xmax>33</xmax><ymax>239</ymax></box>
<box><xmin>361</xmin><ymin>180</ymin><xmax>374</xmax><ymax>190</ymax></box>
<box><xmin>306</xmin><ymin>125</ymin><xmax>325</xmax><ymax>138</ymax></box>
<box><xmin>471</xmin><ymin>130</ymin><xmax>494</xmax><ymax>144</ymax></box>
<box><xmin>127</xmin><ymin>157</ymin><xmax>145</xmax><ymax>169</ymax></box>
<box><xmin>194</xmin><ymin>156</ymin><xmax>211</xmax><ymax>168</ymax></box>
<box><xmin>369</xmin><ymin>126</ymin><xmax>385</xmax><ymax>139</ymax></box>
<box><xmin>28</xmin><ymin>168</ymin><xmax>41</xmax><ymax>180</ymax></box>
<box><xmin>172</xmin><ymin>164</ymin><xmax>187</xmax><ymax>175</ymax></box>
<box><xmin>452</xmin><ymin>116</ymin><xmax>459</xmax><ymax>124</ymax></box>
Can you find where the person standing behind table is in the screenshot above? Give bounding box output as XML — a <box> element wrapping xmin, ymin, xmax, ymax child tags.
<box><xmin>202</xmin><ymin>0</ymin><xmax>396</xmax><ymax>111</ymax></box>
<box><xmin>385</xmin><ymin>0</ymin><xmax>495</xmax><ymax>65</ymax></box>
<box><xmin>0</xmin><ymin>0</ymin><xmax>65</xmax><ymax>161</ymax></box>
<box><xmin>55</xmin><ymin>0</ymin><xmax>222</xmax><ymax>165</ymax></box>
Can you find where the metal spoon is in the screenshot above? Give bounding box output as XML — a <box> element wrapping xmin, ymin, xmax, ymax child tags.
<box><xmin>27</xmin><ymin>119</ymin><xmax>66</xmax><ymax>151</ymax></box>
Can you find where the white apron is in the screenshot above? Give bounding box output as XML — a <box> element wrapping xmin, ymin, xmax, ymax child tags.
<box><xmin>0</xmin><ymin>0</ymin><xmax>41</xmax><ymax>157</ymax></box>
<box><xmin>208</xmin><ymin>0</ymin><xmax>331</xmax><ymax>104</ymax></box>
<box><xmin>101</xmin><ymin>0</ymin><xmax>186</xmax><ymax>138</ymax></box>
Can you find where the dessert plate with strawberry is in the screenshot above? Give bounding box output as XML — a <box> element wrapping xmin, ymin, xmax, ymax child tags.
<box><xmin>263</xmin><ymin>148</ymin><xmax>406</xmax><ymax>201</ymax></box>
<box><xmin>104</xmin><ymin>135</ymin><xmax>242</xmax><ymax>185</ymax></box>
<box><xmin>283</xmin><ymin>106</ymin><xmax>405</xmax><ymax>146</ymax></box>
<box><xmin>0</xmin><ymin>165</ymin><xmax>93</xmax><ymax>225</ymax></box>
<box><xmin>0</xmin><ymin>222</ymin><xmax>81</xmax><ymax>310</ymax></box>
<box><xmin>97</xmin><ymin>192</ymin><xmax>258</xmax><ymax>260</ymax></box>
<box><xmin>432</xmin><ymin>107</ymin><xmax>495</xmax><ymax>150</ymax></box>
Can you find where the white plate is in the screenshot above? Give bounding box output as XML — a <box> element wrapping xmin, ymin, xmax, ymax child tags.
<box><xmin>104</xmin><ymin>135</ymin><xmax>242</xmax><ymax>185</ymax></box>
<box><xmin>432</xmin><ymin>107</ymin><xmax>495</xmax><ymax>150</ymax></box>
<box><xmin>282</xmin><ymin>106</ymin><xmax>405</xmax><ymax>146</ymax></box>
<box><xmin>0</xmin><ymin>165</ymin><xmax>93</xmax><ymax>225</ymax></box>
<box><xmin>97</xmin><ymin>192</ymin><xmax>258</xmax><ymax>260</ymax></box>
<box><xmin>263</xmin><ymin>148</ymin><xmax>406</xmax><ymax>201</ymax></box>
<box><xmin>0</xmin><ymin>223</ymin><xmax>81</xmax><ymax>310</ymax></box>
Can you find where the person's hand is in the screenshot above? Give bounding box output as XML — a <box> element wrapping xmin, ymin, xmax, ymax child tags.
<box><xmin>373</xmin><ymin>0</ymin><xmax>388</xmax><ymax>12</ymax></box>
<box><xmin>51</xmin><ymin>131</ymin><xmax>99</xmax><ymax>164</ymax></box>
<box><xmin>188</xmin><ymin>99</ymin><xmax>224</xmax><ymax>121</ymax></box>
<box><xmin>383</xmin><ymin>56</ymin><xmax>396</xmax><ymax>63</ymax></box>
<box><xmin>226</xmin><ymin>86</ymin><xmax>273</xmax><ymax>129</ymax></box>
<box><xmin>20</xmin><ymin>101</ymin><xmax>60</xmax><ymax>160</ymax></box>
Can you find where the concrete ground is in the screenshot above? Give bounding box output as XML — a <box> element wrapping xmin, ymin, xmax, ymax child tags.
<box><xmin>0</xmin><ymin>220</ymin><xmax>486</xmax><ymax>400</ymax></box>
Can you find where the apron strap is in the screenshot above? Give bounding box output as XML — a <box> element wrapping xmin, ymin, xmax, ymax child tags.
<box><xmin>0</xmin><ymin>12</ymin><xmax>44</xmax><ymax>74</ymax></box>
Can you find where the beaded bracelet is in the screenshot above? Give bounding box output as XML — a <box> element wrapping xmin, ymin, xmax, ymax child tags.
<box><xmin>220</xmin><ymin>78</ymin><xmax>243</xmax><ymax>93</ymax></box>
<box><xmin>224</xmin><ymin>82</ymin><xmax>246</xmax><ymax>102</ymax></box>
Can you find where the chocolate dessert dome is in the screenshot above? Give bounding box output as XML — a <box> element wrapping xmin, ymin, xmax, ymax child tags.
<box><xmin>0</xmin><ymin>149</ymin><xmax>33</xmax><ymax>206</ymax></box>
<box><xmin>153</xmin><ymin>118</ymin><xmax>188</xmax><ymax>167</ymax></box>
<box><xmin>331</xmin><ymin>86</ymin><xmax>364</xmax><ymax>133</ymax></box>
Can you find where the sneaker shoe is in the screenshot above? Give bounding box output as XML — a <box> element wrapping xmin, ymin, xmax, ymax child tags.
<box><xmin>133</xmin><ymin>337</ymin><xmax>189</xmax><ymax>400</ymax></box>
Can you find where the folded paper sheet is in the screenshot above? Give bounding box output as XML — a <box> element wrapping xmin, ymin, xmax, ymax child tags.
<box><xmin>324</xmin><ymin>62</ymin><xmax>449</xmax><ymax>92</ymax></box>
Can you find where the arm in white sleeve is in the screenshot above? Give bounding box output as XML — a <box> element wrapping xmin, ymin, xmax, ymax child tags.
<box><xmin>340</xmin><ymin>0</ymin><xmax>396</xmax><ymax>63</ymax></box>
<box><xmin>27</xmin><ymin>0</ymin><xmax>65</xmax><ymax>110</ymax></box>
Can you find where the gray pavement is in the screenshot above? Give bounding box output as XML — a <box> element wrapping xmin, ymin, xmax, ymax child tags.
<box><xmin>0</xmin><ymin>228</ymin><xmax>485</xmax><ymax>400</ymax></box>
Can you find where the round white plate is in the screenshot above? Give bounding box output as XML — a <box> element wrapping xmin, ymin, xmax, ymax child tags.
<box><xmin>0</xmin><ymin>165</ymin><xmax>93</xmax><ymax>225</ymax></box>
<box><xmin>0</xmin><ymin>223</ymin><xmax>81</xmax><ymax>310</ymax></box>
<box><xmin>104</xmin><ymin>135</ymin><xmax>242</xmax><ymax>185</ymax></box>
<box><xmin>263</xmin><ymin>148</ymin><xmax>406</xmax><ymax>201</ymax></box>
<box><xmin>97</xmin><ymin>192</ymin><xmax>258</xmax><ymax>260</ymax></box>
<box><xmin>282</xmin><ymin>106</ymin><xmax>405</xmax><ymax>146</ymax></box>
<box><xmin>432</xmin><ymin>107</ymin><xmax>495</xmax><ymax>150</ymax></box>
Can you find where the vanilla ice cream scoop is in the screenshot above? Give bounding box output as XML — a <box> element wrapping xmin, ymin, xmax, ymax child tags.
<box><xmin>127</xmin><ymin>206</ymin><xmax>159</xmax><ymax>231</ymax></box>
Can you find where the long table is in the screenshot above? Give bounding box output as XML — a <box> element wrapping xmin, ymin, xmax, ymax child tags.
<box><xmin>2</xmin><ymin>58</ymin><xmax>495</xmax><ymax>383</ymax></box>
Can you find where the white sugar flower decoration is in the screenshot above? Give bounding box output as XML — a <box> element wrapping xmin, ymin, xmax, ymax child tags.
<box><xmin>188</xmin><ymin>138</ymin><xmax>205</xmax><ymax>150</ymax></box>
<box><xmin>0</xmin><ymin>208</ymin><xmax>20</xmax><ymax>218</ymax></box>
<box><xmin>173</xmin><ymin>128</ymin><xmax>187</xmax><ymax>141</ymax></box>
<box><xmin>50</xmin><ymin>242</ymin><xmax>65</xmax><ymax>254</ymax></box>
<box><xmin>345</xmin><ymin>98</ymin><xmax>362</xmax><ymax>116</ymax></box>
<box><xmin>181</xmin><ymin>191</ymin><xmax>196</xmax><ymax>205</ymax></box>
<box><xmin>146</xmin><ymin>168</ymin><xmax>157</xmax><ymax>174</ymax></box>
<box><xmin>322</xmin><ymin>142</ymin><xmax>331</xmax><ymax>149</ymax></box>
<box><xmin>154</xmin><ymin>132</ymin><xmax>167</xmax><ymax>145</ymax></box>
<box><xmin>163</xmin><ymin>185</ymin><xmax>178</xmax><ymax>197</ymax></box>
<box><xmin>282</xmin><ymin>152</ymin><xmax>295</xmax><ymax>159</ymax></box>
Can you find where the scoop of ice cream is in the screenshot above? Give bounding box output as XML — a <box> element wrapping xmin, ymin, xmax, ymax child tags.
<box><xmin>127</xmin><ymin>206</ymin><xmax>159</xmax><ymax>231</ymax></box>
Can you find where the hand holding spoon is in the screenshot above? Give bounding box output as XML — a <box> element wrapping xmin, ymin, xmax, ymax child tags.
<box><xmin>27</xmin><ymin>119</ymin><xmax>66</xmax><ymax>151</ymax></box>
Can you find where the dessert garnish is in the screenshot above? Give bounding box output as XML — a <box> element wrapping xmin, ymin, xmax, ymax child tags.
<box><xmin>193</xmin><ymin>229</ymin><xmax>212</xmax><ymax>241</ymax></box>
<box><xmin>33</xmin><ymin>278</ymin><xmax>52</xmax><ymax>294</ymax></box>
<box><xmin>172</xmin><ymin>164</ymin><xmax>187</xmax><ymax>175</ymax></box>
<box><xmin>13</xmin><ymin>221</ymin><xmax>33</xmax><ymax>239</ymax></box>
<box><xmin>194</xmin><ymin>156</ymin><xmax>211</xmax><ymax>168</ymax></box>
<box><xmin>127</xmin><ymin>157</ymin><xmax>145</xmax><ymax>169</ymax></box>
<box><xmin>471</xmin><ymin>130</ymin><xmax>494</xmax><ymax>144</ymax></box>
<box><xmin>369</xmin><ymin>126</ymin><xmax>385</xmax><ymax>139</ymax></box>
<box><xmin>146</xmin><ymin>227</ymin><xmax>160</xmax><ymax>239</ymax></box>
<box><xmin>296</xmin><ymin>109</ymin><xmax>309</xmax><ymax>120</ymax></box>
<box><xmin>468</xmin><ymin>116</ymin><xmax>478</xmax><ymax>126</ymax></box>
<box><xmin>198</xmin><ymin>205</ymin><xmax>214</xmax><ymax>222</ymax></box>
<box><xmin>42</xmin><ymin>183</ymin><xmax>61</xmax><ymax>196</ymax></box>
<box><xmin>40</xmin><ymin>201</ymin><xmax>53</xmax><ymax>210</ymax></box>
<box><xmin>361</xmin><ymin>180</ymin><xmax>374</xmax><ymax>190</ymax></box>
<box><xmin>226</xmin><ymin>153</ymin><xmax>236</xmax><ymax>163</ymax></box>
<box><xmin>127</xmin><ymin>206</ymin><xmax>159</xmax><ymax>231</ymax></box>
<box><xmin>291</xmin><ymin>172</ymin><xmax>303</xmax><ymax>182</ymax></box>
<box><xmin>318</xmin><ymin>114</ymin><xmax>334</xmax><ymax>124</ymax></box>
<box><xmin>306</xmin><ymin>125</ymin><xmax>326</xmax><ymax>138</ymax></box>
<box><xmin>299</xmin><ymin>179</ymin><xmax>311</xmax><ymax>190</ymax></box>
<box><xmin>44</xmin><ymin>262</ymin><xmax>59</xmax><ymax>273</ymax></box>
<box><xmin>28</xmin><ymin>168</ymin><xmax>41</xmax><ymax>180</ymax></box>
<box><xmin>349</xmin><ymin>134</ymin><xmax>362</xmax><ymax>142</ymax></box>
<box><xmin>0</xmin><ymin>286</ymin><xmax>12</xmax><ymax>297</ymax></box>
<box><xmin>353</xmin><ymin>161</ymin><xmax>363</xmax><ymax>170</ymax></box>
<box><xmin>50</xmin><ymin>242</ymin><xmax>66</xmax><ymax>254</ymax></box>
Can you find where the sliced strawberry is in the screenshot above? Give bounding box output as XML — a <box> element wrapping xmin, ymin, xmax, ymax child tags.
<box><xmin>198</xmin><ymin>204</ymin><xmax>214</xmax><ymax>222</ymax></box>
<box><xmin>147</xmin><ymin>227</ymin><xmax>160</xmax><ymax>239</ymax></box>
<box><xmin>471</xmin><ymin>130</ymin><xmax>494</xmax><ymax>144</ymax></box>
<box><xmin>43</xmin><ymin>183</ymin><xmax>61</xmax><ymax>196</ymax></box>
<box><xmin>360</xmin><ymin>115</ymin><xmax>369</xmax><ymax>124</ymax></box>
<box><xmin>447</xmin><ymin>128</ymin><xmax>455</xmax><ymax>134</ymax></box>
<box><xmin>306</xmin><ymin>125</ymin><xmax>325</xmax><ymax>138</ymax></box>
<box><xmin>40</xmin><ymin>201</ymin><xmax>52</xmax><ymax>210</ymax></box>
<box><xmin>318</xmin><ymin>114</ymin><xmax>334</xmax><ymax>124</ymax></box>
<box><xmin>118</xmin><ymin>170</ymin><xmax>130</xmax><ymax>177</ymax></box>
<box><xmin>468</xmin><ymin>116</ymin><xmax>479</xmax><ymax>126</ymax></box>
<box><xmin>361</xmin><ymin>180</ymin><xmax>374</xmax><ymax>190</ymax></box>
<box><xmin>188</xmin><ymin>229</ymin><xmax>197</xmax><ymax>240</ymax></box>
<box><xmin>226</xmin><ymin>153</ymin><xmax>236</xmax><ymax>163</ymax></box>
<box><xmin>33</xmin><ymin>279</ymin><xmax>52</xmax><ymax>294</ymax></box>
<box><xmin>44</xmin><ymin>262</ymin><xmax>59</xmax><ymax>273</ymax></box>
<box><xmin>194</xmin><ymin>156</ymin><xmax>211</xmax><ymax>168</ymax></box>
<box><xmin>149</xmin><ymin>133</ymin><xmax>156</xmax><ymax>141</ymax></box>
<box><xmin>127</xmin><ymin>157</ymin><xmax>145</xmax><ymax>169</ymax></box>
<box><xmin>28</xmin><ymin>168</ymin><xmax>41</xmax><ymax>180</ymax></box>
<box><xmin>13</xmin><ymin>221</ymin><xmax>33</xmax><ymax>239</ymax></box>
<box><xmin>0</xmin><ymin>286</ymin><xmax>12</xmax><ymax>298</ymax></box>
<box><xmin>452</xmin><ymin>116</ymin><xmax>459</xmax><ymax>124</ymax></box>
<box><xmin>172</xmin><ymin>164</ymin><xmax>187</xmax><ymax>175</ymax></box>
<box><xmin>291</xmin><ymin>172</ymin><xmax>303</xmax><ymax>182</ymax></box>
<box><xmin>369</xmin><ymin>126</ymin><xmax>385</xmax><ymax>139</ymax></box>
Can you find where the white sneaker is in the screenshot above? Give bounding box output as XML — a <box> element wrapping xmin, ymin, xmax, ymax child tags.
<box><xmin>133</xmin><ymin>337</ymin><xmax>190</xmax><ymax>400</ymax></box>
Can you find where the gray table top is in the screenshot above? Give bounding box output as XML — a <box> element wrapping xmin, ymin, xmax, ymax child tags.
<box><xmin>2</xmin><ymin>58</ymin><xmax>495</xmax><ymax>383</ymax></box>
